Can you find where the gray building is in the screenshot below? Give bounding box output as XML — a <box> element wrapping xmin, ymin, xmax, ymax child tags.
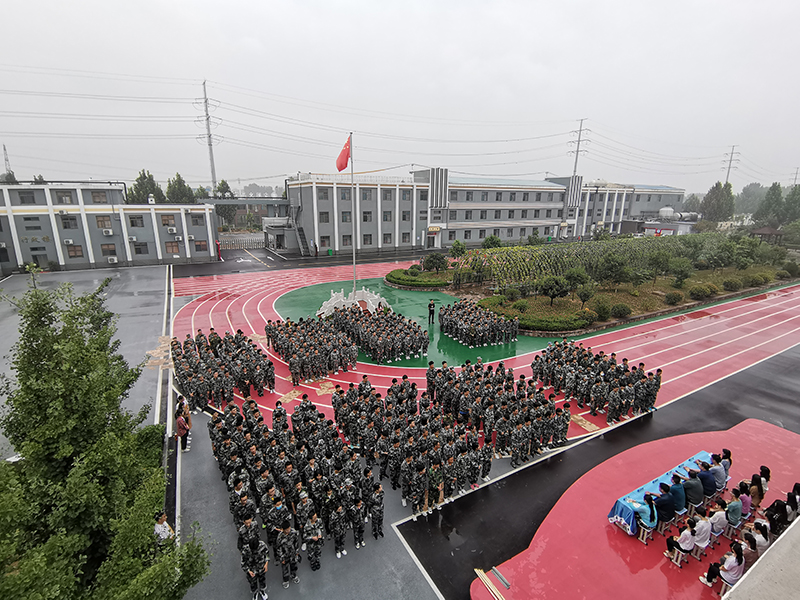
<box><xmin>282</xmin><ymin>169</ymin><xmax>685</xmax><ymax>255</ymax></box>
<box><xmin>0</xmin><ymin>182</ymin><xmax>219</xmax><ymax>275</ymax></box>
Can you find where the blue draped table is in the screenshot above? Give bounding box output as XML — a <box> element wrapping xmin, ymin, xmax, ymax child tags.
<box><xmin>607</xmin><ymin>450</ymin><xmax>712</xmax><ymax>535</ymax></box>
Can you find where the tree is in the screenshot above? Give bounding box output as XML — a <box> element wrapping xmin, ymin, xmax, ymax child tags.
<box><xmin>576</xmin><ymin>284</ymin><xmax>596</xmax><ymax>309</ymax></box>
<box><xmin>423</xmin><ymin>252</ymin><xmax>448</xmax><ymax>274</ymax></box>
<box><xmin>564</xmin><ymin>266</ymin><xmax>590</xmax><ymax>299</ymax></box>
<box><xmin>597</xmin><ymin>253</ymin><xmax>631</xmax><ymax>292</ymax></box>
<box><xmin>527</xmin><ymin>230</ymin><xmax>545</xmax><ymax>245</ymax></box>
<box><xmin>683</xmin><ymin>193</ymin><xmax>702</xmax><ymax>212</ymax></box>
<box><xmin>701</xmin><ymin>182</ymin><xmax>735</xmax><ymax>222</ymax></box>
<box><xmin>194</xmin><ymin>186</ymin><xmax>210</xmax><ymax>201</ymax></box>
<box><xmin>754</xmin><ymin>182</ymin><xmax>785</xmax><ymax>226</ymax></box>
<box><xmin>783</xmin><ymin>219</ymin><xmax>800</xmax><ymax>245</ymax></box>
<box><xmin>648</xmin><ymin>250</ymin><xmax>671</xmax><ymax>284</ymax></box>
<box><xmin>165</xmin><ymin>172</ymin><xmax>195</xmax><ymax>204</ymax></box>
<box><xmin>33</xmin><ymin>174</ymin><xmax>47</xmax><ymax>183</ymax></box>
<box><xmin>127</xmin><ymin>170</ymin><xmax>166</xmax><ymax>204</ymax></box>
<box><xmin>538</xmin><ymin>275</ymin><xmax>570</xmax><ymax>306</ymax></box>
<box><xmin>0</xmin><ymin>170</ymin><xmax>18</xmax><ymax>184</ymax></box>
<box><xmin>693</xmin><ymin>220</ymin><xmax>718</xmax><ymax>233</ymax></box>
<box><xmin>784</xmin><ymin>186</ymin><xmax>800</xmax><ymax>225</ymax></box>
<box><xmin>449</xmin><ymin>239</ymin><xmax>466</xmax><ymax>258</ymax></box>
<box><xmin>481</xmin><ymin>235</ymin><xmax>502</xmax><ymax>249</ymax></box>
<box><xmin>669</xmin><ymin>257</ymin><xmax>693</xmax><ymax>287</ymax></box>
<box><xmin>214</xmin><ymin>180</ymin><xmax>237</xmax><ymax>225</ymax></box>
<box><xmin>734</xmin><ymin>183</ymin><xmax>766</xmax><ymax>214</ymax></box>
<box><xmin>0</xmin><ymin>280</ymin><xmax>209</xmax><ymax>599</ymax></box>
<box><xmin>592</xmin><ymin>228</ymin><xmax>611</xmax><ymax>242</ymax></box>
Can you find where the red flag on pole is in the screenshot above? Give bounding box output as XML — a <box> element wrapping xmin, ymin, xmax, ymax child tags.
<box><xmin>336</xmin><ymin>135</ymin><xmax>351</xmax><ymax>172</ymax></box>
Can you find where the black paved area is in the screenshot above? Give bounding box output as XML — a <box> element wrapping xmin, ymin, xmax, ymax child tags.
<box><xmin>0</xmin><ymin>267</ymin><xmax>168</xmax><ymax>459</ymax></box>
<box><xmin>398</xmin><ymin>343</ymin><xmax>800</xmax><ymax>600</ymax></box>
<box><xmin>173</xmin><ymin>247</ymin><xmax>437</xmax><ymax>277</ymax></box>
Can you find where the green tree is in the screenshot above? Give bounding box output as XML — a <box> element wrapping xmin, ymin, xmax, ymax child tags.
<box><xmin>669</xmin><ymin>256</ymin><xmax>693</xmax><ymax>287</ymax></box>
<box><xmin>214</xmin><ymin>180</ymin><xmax>237</xmax><ymax>225</ymax></box>
<box><xmin>481</xmin><ymin>234</ymin><xmax>502</xmax><ymax>249</ymax></box>
<box><xmin>648</xmin><ymin>250</ymin><xmax>671</xmax><ymax>284</ymax></box>
<box><xmin>0</xmin><ymin>280</ymin><xmax>209</xmax><ymax>598</ymax></box>
<box><xmin>527</xmin><ymin>230</ymin><xmax>545</xmax><ymax>245</ymax></box>
<box><xmin>538</xmin><ymin>275</ymin><xmax>570</xmax><ymax>306</ymax></box>
<box><xmin>576</xmin><ymin>284</ymin><xmax>596</xmax><ymax>309</ymax></box>
<box><xmin>754</xmin><ymin>182</ymin><xmax>784</xmax><ymax>226</ymax></box>
<box><xmin>683</xmin><ymin>193</ymin><xmax>702</xmax><ymax>212</ymax></box>
<box><xmin>449</xmin><ymin>239</ymin><xmax>466</xmax><ymax>258</ymax></box>
<box><xmin>592</xmin><ymin>228</ymin><xmax>612</xmax><ymax>242</ymax></box>
<box><xmin>597</xmin><ymin>253</ymin><xmax>631</xmax><ymax>292</ymax></box>
<box><xmin>127</xmin><ymin>170</ymin><xmax>166</xmax><ymax>204</ymax></box>
<box><xmin>784</xmin><ymin>186</ymin><xmax>800</xmax><ymax>225</ymax></box>
<box><xmin>423</xmin><ymin>252</ymin><xmax>448</xmax><ymax>273</ymax></box>
<box><xmin>701</xmin><ymin>182</ymin><xmax>735</xmax><ymax>222</ymax></box>
<box><xmin>782</xmin><ymin>219</ymin><xmax>800</xmax><ymax>245</ymax></box>
<box><xmin>692</xmin><ymin>220</ymin><xmax>718</xmax><ymax>233</ymax></box>
<box><xmin>194</xmin><ymin>186</ymin><xmax>210</xmax><ymax>201</ymax></box>
<box><xmin>564</xmin><ymin>266</ymin><xmax>590</xmax><ymax>299</ymax></box>
<box><xmin>165</xmin><ymin>172</ymin><xmax>195</xmax><ymax>204</ymax></box>
<box><xmin>734</xmin><ymin>183</ymin><xmax>766</xmax><ymax>214</ymax></box>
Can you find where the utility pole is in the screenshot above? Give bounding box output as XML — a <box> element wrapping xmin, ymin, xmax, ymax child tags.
<box><xmin>724</xmin><ymin>144</ymin><xmax>739</xmax><ymax>184</ymax></box>
<box><xmin>203</xmin><ymin>81</ymin><xmax>218</xmax><ymax>192</ymax></box>
<box><xmin>570</xmin><ymin>118</ymin><xmax>587</xmax><ymax>176</ymax></box>
<box><xmin>793</xmin><ymin>167</ymin><xmax>799</xmax><ymax>187</ymax></box>
<box><xmin>3</xmin><ymin>144</ymin><xmax>10</xmax><ymax>173</ymax></box>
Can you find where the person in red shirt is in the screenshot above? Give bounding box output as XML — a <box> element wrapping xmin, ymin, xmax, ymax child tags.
<box><xmin>176</xmin><ymin>406</ymin><xmax>192</xmax><ymax>452</ymax></box>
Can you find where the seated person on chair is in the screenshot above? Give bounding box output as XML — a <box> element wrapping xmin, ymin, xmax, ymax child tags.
<box><xmin>664</xmin><ymin>517</ymin><xmax>696</xmax><ymax>560</ymax></box>
<box><xmin>740</xmin><ymin>533</ymin><xmax>759</xmax><ymax>571</ymax></box>
<box><xmin>691</xmin><ymin>461</ymin><xmax>718</xmax><ymax>497</ymax></box>
<box><xmin>693</xmin><ymin>507</ymin><xmax>711</xmax><ymax>548</ymax></box>
<box><xmin>708</xmin><ymin>499</ymin><xmax>729</xmax><ymax>534</ymax></box>
<box><xmin>628</xmin><ymin>493</ymin><xmax>657</xmax><ymax>530</ymax></box>
<box><xmin>700</xmin><ymin>541</ymin><xmax>745</xmax><ymax>588</ymax></box>
<box><xmin>726</xmin><ymin>488</ymin><xmax>743</xmax><ymax>526</ymax></box>
<box><xmin>668</xmin><ymin>473</ymin><xmax>687</xmax><ymax>513</ymax></box>
<box><xmin>708</xmin><ymin>454</ymin><xmax>727</xmax><ymax>492</ymax></box>
<box><xmin>654</xmin><ymin>482</ymin><xmax>675</xmax><ymax>523</ymax></box>
<box><xmin>675</xmin><ymin>469</ymin><xmax>704</xmax><ymax>507</ymax></box>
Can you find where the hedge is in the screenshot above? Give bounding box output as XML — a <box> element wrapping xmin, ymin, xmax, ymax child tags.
<box><xmin>722</xmin><ymin>278</ymin><xmax>742</xmax><ymax>292</ymax></box>
<box><xmin>611</xmin><ymin>303</ymin><xmax>632</xmax><ymax>318</ymax></box>
<box><xmin>385</xmin><ymin>269</ymin><xmax>451</xmax><ymax>288</ymax></box>
<box><xmin>664</xmin><ymin>291</ymin><xmax>684</xmax><ymax>305</ymax></box>
<box><xmin>689</xmin><ymin>285</ymin><xmax>711</xmax><ymax>300</ymax></box>
<box><xmin>775</xmin><ymin>270</ymin><xmax>791</xmax><ymax>280</ymax></box>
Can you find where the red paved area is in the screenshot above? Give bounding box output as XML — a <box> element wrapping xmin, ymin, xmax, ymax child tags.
<box><xmin>469</xmin><ymin>419</ymin><xmax>800</xmax><ymax>600</ymax></box>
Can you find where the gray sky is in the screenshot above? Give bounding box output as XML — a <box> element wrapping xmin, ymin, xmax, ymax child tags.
<box><xmin>1</xmin><ymin>0</ymin><xmax>798</xmax><ymax>194</ymax></box>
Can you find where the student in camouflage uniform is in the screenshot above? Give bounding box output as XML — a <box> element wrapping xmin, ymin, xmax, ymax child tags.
<box><xmin>330</xmin><ymin>504</ymin><xmax>348</xmax><ymax>559</ymax></box>
<box><xmin>370</xmin><ymin>482</ymin><xmax>385</xmax><ymax>538</ymax></box>
<box><xmin>304</xmin><ymin>512</ymin><xmax>324</xmax><ymax>571</ymax></box>
<box><xmin>240</xmin><ymin>538</ymin><xmax>269</xmax><ymax>600</ymax></box>
<box><xmin>275</xmin><ymin>521</ymin><xmax>300</xmax><ymax>588</ymax></box>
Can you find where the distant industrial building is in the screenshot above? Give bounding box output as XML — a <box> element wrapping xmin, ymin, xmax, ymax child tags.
<box><xmin>279</xmin><ymin>169</ymin><xmax>686</xmax><ymax>256</ymax></box>
<box><xmin>0</xmin><ymin>182</ymin><xmax>219</xmax><ymax>275</ymax></box>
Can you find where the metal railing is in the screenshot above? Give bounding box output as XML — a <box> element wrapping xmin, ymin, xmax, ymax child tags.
<box><xmin>218</xmin><ymin>235</ymin><xmax>266</xmax><ymax>250</ymax></box>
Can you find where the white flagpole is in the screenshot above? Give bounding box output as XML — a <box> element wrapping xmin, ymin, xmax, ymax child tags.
<box><xmin>350</xmin><ymin>132</ymin><xmax>356</xmax><ymax>294</ymax></box>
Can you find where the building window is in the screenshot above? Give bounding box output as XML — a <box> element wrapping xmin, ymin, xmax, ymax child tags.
<box><xmin>494</xmin><ymin>210</ymin><xmax>501</xmax><ymax>219</ymax></box>
<box><xmin>342</xmin><ymin>211</ymin><xmax>351</xmax><ymax>223</ymax></box>
<box><xmin>363</xmin><ymin>234</ymin><xmax>372</xmax><ymax>246</ymax></box>
<box><xmin>606</xmin><ymin>209</ymin><xmax>611</xmax><ymax>217</ymax></box>
<box><xmin>161</xmin><ymin>215</ymin><xmax>175</xmax><ymax>227</ymax></box>
<box><xmin>382</xmin><ymin>210</ymin><xmax>392</xmax><ymax>222</ymax></box>
<box><xmin>420</xmin><ymin>211</ymin><xmax>427</xmax><ymax>221</ymax></box>
<box><xmin>547</xmin><ymin>193</ymin><xmax>554</xmax><ymax>202</ymax></box>
<box><xmin>96</xmin><ymin>215</ymin><xmax>112</xmax><ymax>229</ymax></box>
<box><xmin>133</xmin><ymin>242</ymin><xmax>148</xmax><ymax>255</ymax></box>
<box><xmin>509</xmin><ymin>193</ymin><xmax>516</xmax><ymax>202</ymax></box>
<box><xmin>67</xmin><ymin>245</ymin><xmax>84</xmax><ymax>258</ymax></box>
<box><xmin>432</xmin><ymin>210</ymin><xmax>442</xmax><ymax>222</ymax></box>
<box><xmin>128</xmin><ymin>215</ymin><xmax>144</xmax><ymax>228</ymax></box>
<box><xmin>466</xmin><ymin>191</ymin><xmax>473</xmax><ymax>202</ymax></box>
<box><xmin>383</xmin><ymin>189</ymin><xmax>392</xmax><ymax>202</ymax></box>
<box><xmin>319</xmin><ymin>211</ymin><xmax>330</xmax><ymax>223</ymax></box>
<box><xmin>507</xmin><ymin>228</ymin><xmax>514</xmax><ymax>237</ymax></box>
<box><xmin>25</xmin><ymin>225</ymin><xmax>42</xmax><ymax>231</ymax></box>
<box><xmin>520</xmin><ymin>228</ymin><xmax>526</xmax><ymax>237</ymax></box>
<box><xmin>360</xmin><ymin>189</ymin><xmax>372</xmax><ymax>202</ymax></box>
<box><xmin>546</xmin><ymin>210</ymin><xmax>552</xmax><ymax>218</ymax></box>
<box><xmin>448</xmin><ymin>231</ymin><xmax>456</xmax><ymax>241</ymax></box>
<box><xmin>362</xmin><ymin>211</ymin><xmax>372</xmax><ymax>222</ymax></box>
<box><xmin>340</xmin><ymin>189</ymin><xmax>351</xmax><ymax>201</ymax></box>
<box><xmin>319</xmin><ymin>189</ymin><xmax>329</xmax><ymax>201</ymax></box>
<box><xmin>402</xmin><ymin>190</ymin><xmax>411</xmax><ymax>201</ymax></box>
<box><xmin>191</xmin><ymin>215</ymin><xmax>205</xmax><ymax>227</ymax></box>
<box><xmin>56</xmin><ymin>191</ymin><xmax>73</xmax><ymax>204</ymax></box>
<box><xmin>536</xmin><ymin>193</ymin><xmax>541</xmax><ymax>202</ymax></box>
<box><xmin>647</xmin><ymin>195</ymin><xmax>652</xmax><ymax>202</ymax></box>
<box><xmin>61</xmin><ymin>215</ymin><xmax>78</xmax><ymax>229</ymax></box>
<box><xmin>402</xmin><ymin>232</ymin><xmax>410</xmax><ymax>243</ymax></box>
<box><xmin>480</xmin><ymin>210</ymin><xmax>487</xmax><ymax>220</ymax></box>
<box><xmin>420</xmin><ymin>191</ymin><xmax>428</xmax><ymax>203</ymax></box>
<box><xmin>402</xmin><ymin>210</ymin><xmax>411</xmax><ymax>221</ymax></box>
<box><xmin>383</xmin><ymin>233</ymin><xmax>392</xmax><ymax>245</ymax></box>
<box><xmin>342</xmin><ymin>234</ymin><xmax>352</xmax><ymax>246</ymax></box>
<box><xmin>100</xmin><ymin>244</ymin><xmax>116</xmax><ymax>257</ymax></box>
<box><xmin>450</xmin><ymin>191</ymin><xmax>458</xmax><ymax>202</ymax></box>
<box><xmin>165</xmin><ymin>241</ymin><xmax>180</xmax><ymax>254</ymax></box>
<box><xmin>481</xmin><ymin>191</ymin><xmax>488</xmax><ymax>202</ymax></box>
<box><xmin>495</xmin><ymin>192</ymin><xmax>502</xmax><ymax>202</ymax></box>
<box><xmin>508</xmin><ymin>210</ymin><xmax>515</xmax><ymax>219</ymax></box>
<box><xmin>534</xmin><ymin>210</ymin><xmax>540</xmax><ymax>218</ymax></box>
<box><xmin>544</xmin><ymin>226</ymin><xmax>551</xmax><ymax>236</ymax></box>
<box><xmin>465</xmin><ymin>210</ymin><xmax>473</xmax><ymax>220</ymax></box>
<box><xmin>464</xmin><ymin>230</ymin><xmax>472</xmax><ymax>240</ymax></box>
<box><xmin>493</xmin><ymin>228</ymin><xmax>500</xmax><ymax>237</ymax></box>
<box><xmin>194</xmin><ymin>240</ymin><xmax>208</xmax><ymax>252</ymax></box>
<box><xmin>19</xmin><ymin>192</ymin><xmax>36</xmax><ymax>205</ymax></box>
<box><xmin>521</xmin><ymin>210</ymin><xmax>528</xmax><ymax>219</ymax></box>
<box><xmin>578</xmin><ymin>209</ymin><xmax>583</xmax><ymax>217</ymax></box>
<box><xmin>449</xmin><ymin>210</ymin><xmax>457</xmax><ymax>221</ymax></box>
<box><xmin>479</xmin><ymin>229</ymin><xmax>486</xmax><ymax>239</ymax></box>
<box><xmin>596</xmin><ymin>210</ymin><xmax>602</xmax><ymax>217</ymax></box>
<box><xmin>318</xmin><ymin>236</ymin><xmax>330</xmax><ymax>248</ymax></box>
<box><xmin>91</xmin><ymin>191</ymin><xmax>108</xmax><ymax>204</ymax></box>
<box><xmin>523</xmin><ymin>192</ymin><xmax>529</xmax><ymax>202</ymax></box>
<box><xmin>557</xmin><ymin>209</ymin><xmax>563</xmax><ymax>218</ymax></box>
<box><xmin>635</xmin><ymin>195</ymin><xmax>641</xmax><ymax>202</ymax></box>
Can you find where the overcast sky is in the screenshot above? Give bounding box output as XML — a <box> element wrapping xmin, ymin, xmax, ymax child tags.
<box><xmin>1</xmin><ymin>1</ymin><xmax>798</xmax><ymax>194</ymax></box>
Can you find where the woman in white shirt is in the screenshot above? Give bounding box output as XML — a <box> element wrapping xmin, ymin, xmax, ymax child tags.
<box><xmin>154</xmin><ymin>511</ymin><xmax>175</xmax><ymax>543</ymax></box>
<box><xmin>744</xmin><ymin>521</ymin><xmax>770</xmax><ymax>555</ymax></box>
<box><xmin>700</xmin><ymin>541</ymin><xmax>746</xmax><ymax>587</ymax></box>
<box><xmin>664</xmin><ymin>518</ymin><xmax>696</xmax><ymax>560</ymax></box>
<box><xmin>709</xmin><ymin>500</ymin><xmax>729</xmax><ymax>534</ymax></box>
<box><xmin>693</xmin><ymin>509</ymin><xmax>712</xmax><ymax>549</ymax></box>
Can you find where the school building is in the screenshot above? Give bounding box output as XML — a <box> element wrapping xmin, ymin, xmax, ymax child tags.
<box><xmin>0</xmin><ymin>182</ymin><xmax>219</xmax><ymax>275</ymax></box>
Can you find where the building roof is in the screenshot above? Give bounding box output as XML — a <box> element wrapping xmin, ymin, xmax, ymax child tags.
<box><xmin>448</xmin><ymin>176</ymin><xmax>565</xmax><ymax>189</ymax></box>
<box><xmin>750</xmin><ymin>226</ymin><xmax>783</xmax><ymax>235</ymax></box>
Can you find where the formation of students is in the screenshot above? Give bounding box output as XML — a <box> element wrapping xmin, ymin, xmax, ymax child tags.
<box><xmin>438</xmin><ymin>299</ymin><xmax>519</xmax><ymax>348</ymax></box>
<box><xmin>330</xmin><ymin>305</ymin><xmax>429</xmax><ymax>363</ymax></box>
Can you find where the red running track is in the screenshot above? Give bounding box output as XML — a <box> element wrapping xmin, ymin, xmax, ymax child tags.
<box><xmin>173</xmin><ymin>263</ymin><xmax>800</xmax><ymax>439</ymax></box>
<box><xmin>468</xmin><ymin>419</ymin><xmax>800</xmax><ymax>600</ymax></box>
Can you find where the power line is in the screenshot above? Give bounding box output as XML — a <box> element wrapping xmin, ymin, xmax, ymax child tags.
<box><xmin>0</xmin><ymin>89</ymin><xmax>194</xmax><ymax>104</ymax></box>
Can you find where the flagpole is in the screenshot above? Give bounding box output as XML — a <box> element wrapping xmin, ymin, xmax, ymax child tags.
<box><xmin>350</xmin><ymin>132</ymin><xmax>356</xmax><ymax>294</ymax></box>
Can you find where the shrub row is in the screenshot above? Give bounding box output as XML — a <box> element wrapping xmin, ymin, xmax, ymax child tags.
<box><xmin>385</xmin><ymin>269</ymin><xmax>451</xmax><ymax>288</ymax></box>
